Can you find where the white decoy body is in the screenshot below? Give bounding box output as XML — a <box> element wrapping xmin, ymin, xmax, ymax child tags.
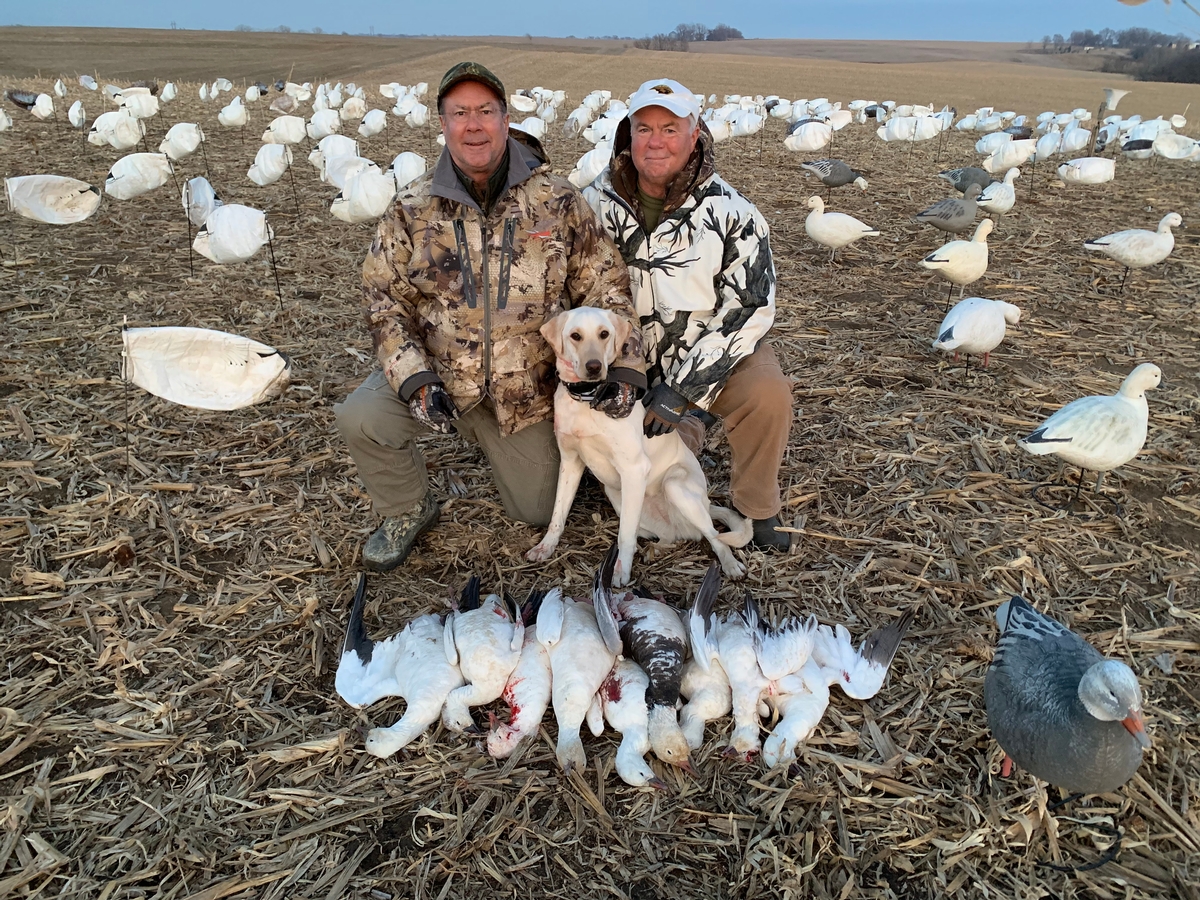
<box><xmin>1058</xmin><ymin>157</ymin><xmax>1115</xmax><ymax>185</ymax></box>
<box><xmin>218</xmin><ymin>97</ymin><xmax>248</xmax><ymax>128</ymax></box>
<box><xmin>1018</xmin><ymin>363</ymin><xmax>1161</xmax><ymax>489</ymax></box>
<box><xmin>334</xmin><ymin>575</ymin><xmax>465</xmax><ymax>758</ymax></box>
<box><xmin>121</xmin><ymin>326</ymin><xmax>290</xmax><ymax>410</ymax></box>
<box><xmin>5</xmin><ymin>175</ymin><xmax>101</xmax><ymax>225</ymax></box>
<box><xmin>1084</xmin><ymin>213</ymin><xmax>1180</xmax><ymax>289</ymax></box>
<box><xmin>331</xmin><ymin>170</ymin><xmax>397</xmax><ymax>224</ymax></box>
<box><xmin>536</xmin><ymin>578</ymin><xmax>617</xmax><ymax>774</ymax></box>
<box><xmin>388</xmin><ymin>152</ymin><xmax>427</xmax><ymax>190</ymax></box>
<box><xmin>193</xmin><ymin>204</ymin><xmax>272</xmax><ymax>265</ymax></box>
<box><xmin>932</xmin><ymin>297</ymin><xmax>1021</xmax><ymax>367</ymax></box>
<box><xmin>159</xmin><ymin>122</ymin><xmax>204</xmax><ymax>161</ymax></box>
<box><xmin>487</xmin><ymin>609</ymin><xmax>552</xmax><ymax>758</ymax></box>
<box><xmin>105</xmin><ymin>153</ymin><xmax>173</xmax><ymax>201</ymax></box>
<box><xmin>921</xmin><ymin>218</ymin><xmax>993</xmax><ymax>302</ymax></box>
<box><xmin>68</xmin><ymin>100</ymin><xmax>86</xmax><ymax>129</ymax></box>
<box><xmin>977</xmin><ymin>168</ymin><xmax>1019</xmax><ymax>216</ymax></box>
<box><xmin>247</xmin><ymin>144</ymin><xmax>293</xmax><ymax>187</ymax></box>
<box><xmin>263</xmin><ymin>115</ymin><xmax>307</xmax><ymax>145</ymax></box>
<box><xmin>182</xmin><ymin>176</ymin><xmax>221</xmax><ymax>227</ymax></box>
<box><xmin>441</xmin><ymin>577</ymin><xmax>524</xmax><ymax>733</ymax></box>
<box><xmin>805</xmin><ymin>196</ymin><xmax>880</xmax><ymax>260</ymax></box>
<box><xmin>600</xmin><ymin>659</ymin><xmax>669</xmax><ymax>789</ymax></box>
<box><xmin>358</xmin><ymin>108</ymin><xmax>388</xmax><ymax>138</ymax></box>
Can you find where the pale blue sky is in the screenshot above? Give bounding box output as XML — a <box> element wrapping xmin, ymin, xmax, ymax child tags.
<box><xmin>2</xmin><ymin>0</ymin><xmax>1192</xmax><ymax>41</ymax></box>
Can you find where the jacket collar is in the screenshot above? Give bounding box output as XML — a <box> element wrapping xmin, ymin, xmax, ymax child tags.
<box><xmin>430</xmin><ymin>129</ymin><xmax>548</xmax><ymax>212</ymax></box>
<box><xmin>609</xmin><ymin>117</ymin><xmax>716</xmax><ymax>225</ymax></box>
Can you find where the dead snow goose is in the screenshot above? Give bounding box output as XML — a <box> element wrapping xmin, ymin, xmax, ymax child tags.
<box><xmin>985</xmin><ymin>595</ymin><xmax>1150</xmax><ymax>793</ymax></box>
<box><xmin>486</xmin><ymin>591</ymin><xmax>552</xmax><ymax>759</ymax></box>
<box><xmin>441</xmin><ymin>577</ymin><xmax>525</xmax><ymax>733</ymax></box>
<box><xmin>600</xmin><ymin>659</ymin><xmax>671</xmax><ymax>789</ymax></box>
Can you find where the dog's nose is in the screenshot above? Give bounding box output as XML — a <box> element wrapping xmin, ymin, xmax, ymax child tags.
<box><xmin>585</xmin><ymin>359</ymin><xmax>602</xmax><ymax>378</ymax></box>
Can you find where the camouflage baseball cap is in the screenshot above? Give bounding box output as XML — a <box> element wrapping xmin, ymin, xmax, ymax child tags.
<box><xmin>437</xmin><ymin>62</ymin><xmax>505</xmax><ymax>107</ymax></box>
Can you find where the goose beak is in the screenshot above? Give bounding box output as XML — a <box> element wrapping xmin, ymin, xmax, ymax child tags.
<box><xmin>1122</xmin><ymin>710</ymin><xmax>1151</xmax><ymax>749</ymax></box>
<box><xmin>678</xmin><ymin>757</ymin><xmax>700</xmax><ymax>778</ymax></box>
<box><xmin>646</xmin><ymin>777</ymin><xmax>670</xmax><ymax>792</ymax></box>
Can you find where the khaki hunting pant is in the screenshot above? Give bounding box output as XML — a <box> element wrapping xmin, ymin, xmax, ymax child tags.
<box><xmin>334</xmin><ymin>369</ymin><xmax>560</xmax><ymax>526</ymax></box>
<box><xmin>675</xmin><ymin>343</ymin><xmax>793</xmax><ymax>521</ymax></box>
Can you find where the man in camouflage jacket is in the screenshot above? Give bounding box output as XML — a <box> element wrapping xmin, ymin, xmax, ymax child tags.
<box><xmin>336</xmin><ymin>63</ymin><xmax>645</xmax><ymax>571</ymax></box>
<box><xmin>585</xmin><ymin>79</ymin><xmax>793</xmax><ymax>550</ymax></box>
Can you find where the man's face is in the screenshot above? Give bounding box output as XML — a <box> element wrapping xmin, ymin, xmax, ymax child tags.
<box><xmin>439</xmin><ymin>81</ymin><xmax>510</xmax><ymax>184</ymax></box>
<box><xmin>630</xmin><ymin>106</ymin><xmax>699</xmax><ymax>192</ymax></box>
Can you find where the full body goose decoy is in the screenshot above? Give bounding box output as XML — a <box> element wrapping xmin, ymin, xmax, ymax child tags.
<box><xmin>800</xmin><ymin>158</ymin><xmax>868</xmax><ymax>200</ymax></box>
<box><xmin>914</xmin><ymin>183</ymin><xmax>981</xmax><ymax>238</ymax></box>
<box><xmin>537</xmin><ymin>557</ymin><xmax>619</xmax><ymax>773</ymax></box>
<box><xmin>932</xmin><ymin>297</ymin><xmax>1021</xmax><ymax>369</ymax></box>
<box><xmin>1018</xmin><ymin>362</ymin><xmax>1161</xmax><ymax>503</ymax></box>
<box><xmin>977</xmin><ymin>167</ymin><xmax>1019</xmax><ymax>217</ymax></box>
<box><xmin>592</xmin><ymin>545</ymin><xmax>696</xmax><ymax>773</ymax></box>
<box><xmin>487</xmin><ymin>590</ymin><xmax>552</xmax><ymax>758</ymax></box>
<box><xmin>920</xmin><ymin>218</ymin><xmax>993</xmax><ymax>307</ymax></box>
<box><xmin>441</xmin><ymin>577</ymin><xmax>525</xmax><ymax>732</ymax></box>
<box><xmin>938</xmin><ymin>166</ymin><xmax>995</xmax><ymax>195</ymax></box>
<box><xmin>334</xmin><ymin>574</ymin><xmax>465</xmax><ymax>757</ymax></box>
<box><xmin>804</xmin><ymin>196</ymin><xmax>880</xmax><ymax>263</ymax></box>
<box><xmin>985</xmin><ymin>595</ymin><xmax>1150</xmax><ymax>793</ymax></box>
<box><xmin>1084</xmin><ymin>212</ymin><xmax>1181</xmax><ymax>293</ymax></box>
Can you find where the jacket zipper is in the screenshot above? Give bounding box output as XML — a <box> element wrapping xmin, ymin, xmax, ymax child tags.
<box><xmin>481</xmin><ymin>221</ymin><xmax>491</xmax><ymax>396</ymax></box>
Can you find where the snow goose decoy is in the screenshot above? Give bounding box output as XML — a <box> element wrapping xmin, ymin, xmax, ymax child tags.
<box><xmin>487</xmin><ymin>590</ymin><xmax>552</xmax><ymax>758</ymax></box>
<box><xmin>600</xmin><ymin>659</ymin><xmax>671</xmax><ymax>790</ymax></box>
<box><xmin>937</xmin><ymin>167</ymin><xmax>995</xmax><ymax>195</ymax></box>
<box><xmin>5</xmin><ymin>175</ymin><xmax>101</xmax><ymax>226</ymax></box>
<box><xmin>1084</xmin><ymin>213</ymin><xmax>1180</xmax><ymax>293</ymax></box>
<box><xmin>441</xmin><ymin>576</ymin><xmax>525</xmax><ymax>733</ymax></box>
<box><xmin>334</xmin><ymin>574</ymin><xmax>465</xmax><ymax>757</ymax></box>
<box><xmin>913</xmin><ymin>183</ymin><xmax>981</xmax><ymax>236</ymax></box>
<box><xmin>1018</xmin><ymin>362</ymin><xmax>1161</xmax><ymax>503</ymax></box>
<box><xmin>592</xmin><ymin>545</ymin><xmax>696</xmax><ymax>774</ymax></box>
<box><xmin>105</xmin><ymin>153</ymin><xmax>173</xmax><ymax>201</ymax></box>
<box><xmin>978</xmin><ymin>167</ymin><xmax>1019</xmax><ymax>217</ymax></box>
<box><xmin>920</xmin><ymin>218</ymin><xmax>993</xmax><ymax>307</ymax></box>
<box><xmin>804</xmin><ymin>195</ymin><xmax>880</xmax><ymax>263</ymax></box>
<box><xmin>1057</xmin><ymin>157</ymin><xmax>1114</xmax><ymax>185</ymax></box>
<box><xmin>800</xmin><ymin>159</ymin><xmax>868</xmax><ymax>201</ymax></box>
<box><xmin>985</xmin><ymin>595</ymin><xmax>1150</xmax><ymax>793</ymax></box>
<box><xmin>536</xmin><ymin>556</ymin><xmax>619</xmax><ymax>773</ymax></box>
<box><xmin>932</xmin><ymin>297</ymin><xmax>1021</xmax><ymax>369</ymax></box>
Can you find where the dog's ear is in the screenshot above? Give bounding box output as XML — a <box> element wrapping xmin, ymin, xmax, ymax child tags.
<box><xmin>540</xmin><ymin>310</ymin><xmax>568</xmax><ymax>357</ymax></box>
<box><xmin>604</xmin><ymin>309</ymin><xmax>634</xmax><ymax>358</ymax></box>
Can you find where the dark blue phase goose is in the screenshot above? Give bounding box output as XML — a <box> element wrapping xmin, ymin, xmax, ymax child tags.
<box><xmin>984</xmin><ymin>596</ymin><xmax>1150</xmax><ymax>794</ymax></box>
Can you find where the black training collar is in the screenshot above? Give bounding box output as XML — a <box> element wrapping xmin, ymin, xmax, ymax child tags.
<box><xmin>563</xmin><ymin>380</ymin><xmax>604</xmax><ymax>403</ymax></box>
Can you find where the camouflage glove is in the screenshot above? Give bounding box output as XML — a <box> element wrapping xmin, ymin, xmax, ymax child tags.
<box><xmin>643</xmin><ymin>382</ymin><xmax>690</xmax><ymax>438</ymax></box>
<box><xmin>590</xmin><ymin>381</ymin><xmax>643</xmax><ymax>420</ymax></box>
<box><xmin>409</xmin><ymin>383</ymin><xmax>458</xmax><ymax>434</ymax></box>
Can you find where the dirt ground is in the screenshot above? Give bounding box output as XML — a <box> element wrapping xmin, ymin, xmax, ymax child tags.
<box><xmin>1</xmin><ymin>37</ymin><xmax>1199</xmax><ymax>900</ymax></box>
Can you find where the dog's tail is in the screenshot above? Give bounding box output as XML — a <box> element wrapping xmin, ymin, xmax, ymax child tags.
<box><xmin>710</xmin><ymin>505</ymin><xmax>754</xmax><ymax>548</ymax></box>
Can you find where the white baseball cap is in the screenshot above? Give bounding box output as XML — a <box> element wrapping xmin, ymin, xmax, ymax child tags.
<box><xmin>627</xmin><ymin>79</ymin><xmax>701</xmax><ymax>123</ymax></box>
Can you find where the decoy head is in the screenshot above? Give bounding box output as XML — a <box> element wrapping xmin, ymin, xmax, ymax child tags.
<box><xmin>965</xmin><ymin>183</ymin><xmax>983</xmax><ymax>200</ymax></box>
<box><xmin>806</xmin><ymin>195</ymin><xmax>824</xmax><ymax>211</ymax></box>
<box><xmin>1118</xmin><ymin>362</ymin><xmax>1162</xmax><ymax>398</ymax></box>
<box><xmin>1078</xmin><ymin>659</ymin><xmax>1151</xmax><ymax>749</ymax></box>
<box><xmin>853</xmin><ymin>175</ymin><xmax>869</xmax><ymax>191</ymax></box>
<box><xmin>997</xmin><ymin>301</ymin><xmax>1022</xmax><ymax>326</ymax></box>
<box><xmin>1160</xmin><ymin>212</ymin><xmax>1182</xmax><ymax>232</ymax></box>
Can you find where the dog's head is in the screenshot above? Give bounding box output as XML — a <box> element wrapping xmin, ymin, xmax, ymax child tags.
<box><xmin>540</xmin><ymin>307</ymin><xmax>634</xmax><ymax>383</ymax></box>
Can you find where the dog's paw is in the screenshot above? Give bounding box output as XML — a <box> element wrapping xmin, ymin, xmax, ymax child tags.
<box><xmin>526</xmin><ymin>542</ymin><xmax>556</xmax><ymax>562</ymax></box>
<box><xmin>613</xmin><ymin>557</ymin><xmax>633</xmax><ymax>588</ymax></box>
<box><xmin>722</xmin><ymin>559</ymin><xmax>747</xmax><ymax>580</ymax></box>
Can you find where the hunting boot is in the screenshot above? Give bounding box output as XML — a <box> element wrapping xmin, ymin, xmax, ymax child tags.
<box><xmin>751</xmin><ymin>515</ymin><xmax>790</xmax><ymax>552</ymax></box>
<box><xmin>362</xmin><ymin>492</ymin><xmax>440</xmax><ymax>572</ymax></box>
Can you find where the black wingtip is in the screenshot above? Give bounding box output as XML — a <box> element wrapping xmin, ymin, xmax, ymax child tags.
<box><xmin>692</xmin><ymin>563</ymin><xmax>721</xmax><ymax>631</ymax></box>
<box><xmin>739</xmin><ymin>591</ymin><xmax>765</xmax><ymax>635</ymax></box>
<box><xmin>343</xmin><ymin>572</ymin><xmax>374</xmax><ymax>664</ymax></box>
<box><xmin>598</xmin><ymin>542</ymin><xmax>619</xmax><ymax>593</ymax></box>
<box><xmin>460</xmin><ymin>575</ymin><xmax>481</xmax><ymax>612</ymax></box>
<box><xmin>938</xmin><ymin>327</ymin><xmax>955</xmax><ymax>343</ymax></box>
<box><xmin>1021</xmin><ymin>428</ymin><xmax>1071</xmax><ymax>445</ymax></box>
<box><xmin>521</xmin><ymin>588</ymin><xmax>547</xmax><ymax>626</ymax></box>
<box><xmin>860</xmin><ymin>608</ymin><xmax>915</xmax><ymax>666</ymax></box>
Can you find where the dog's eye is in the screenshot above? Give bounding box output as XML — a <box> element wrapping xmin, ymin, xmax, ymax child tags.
<box><xmin>599</xmin><ymin>330</ymin><xmax>610</xmax><ymax>339</ymax></box>
<box><xmin>569</xmin><ymin>332</ymin><xmax>582</xmax><ymax>342</ymax></box>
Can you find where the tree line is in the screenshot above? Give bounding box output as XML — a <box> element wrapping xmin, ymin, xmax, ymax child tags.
<box><xmin>1040</xmin><ymin>26</ymin><xmax>1190</xmax><ymax>50</ymax></box>
<box><xmin>634</xmin><ymin>23</ymin><xmax>745</xmax><ymax>52</ymax></box>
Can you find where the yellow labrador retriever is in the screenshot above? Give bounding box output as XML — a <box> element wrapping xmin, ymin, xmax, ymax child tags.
<box><xmin>527</xmin><ymin>307</ymin><xmax>751</xmax><ymax>586</ymax></box>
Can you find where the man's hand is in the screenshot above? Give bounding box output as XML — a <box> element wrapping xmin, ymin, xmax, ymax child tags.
<box><xmin>591</xmin><ymin>381</ymin><xmax>642</xmax><ymax>420</ymax></box>
<box><xmin>409</xmin><ymin>383</ymin><xmax>459</xmax><ymax>433</ymax></box>
<box><xmin>642</xmin><ymin>382</ymin><xmax>690</xmax><ymax>437</ymax></box>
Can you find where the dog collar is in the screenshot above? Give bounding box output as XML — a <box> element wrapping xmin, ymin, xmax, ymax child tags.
<box><xmin>563</xmin><ymin>380</ymin><xmax>604</xmax><ymax>403</ymax></box>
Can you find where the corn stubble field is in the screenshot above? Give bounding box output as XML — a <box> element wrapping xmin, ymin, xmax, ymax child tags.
<box><xmin>1</xmin><ymin>33</ymin><xmax>1199</xmax><ymax>900</ymax></box>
